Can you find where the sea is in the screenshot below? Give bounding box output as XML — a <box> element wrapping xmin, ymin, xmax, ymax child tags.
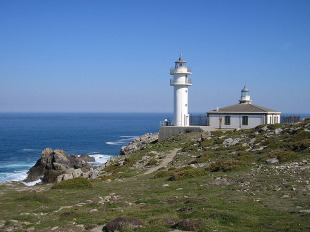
<box><xmin>1</xmin><ymin>112</ymin><xmax>308</xmax><ymax>185</ymax></box>
<box><xmin>0</xmin><ymin>113</ymin><xmax>172</xmax><ymax>184</ymax></box>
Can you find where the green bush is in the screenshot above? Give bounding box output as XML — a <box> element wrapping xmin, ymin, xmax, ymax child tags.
<box><xmin>153</xmin><ymin>170</ymin><xmax>172</xmax><ymax>179</ymax></box>
<box><xmin>16</xmin><ymin>192</ymin><xmax>51</xmax><ymax>203</ymax></box>
<box><xmin>147</xmin><ymin>158</ymin><xmax>157</xmax><ymax>166</ymax></box>
<box><xmin>199</xmin><ymin>139</ymin><xmax>213</xmax><ymax>148</ymax></box>
<box><xmin>207</xmin><ymin>160</ymin><xmax>239</xmax><ymax>172</ymax></box>
<box><xmin>288</xmin><ymin>139</ymin><xmax>310</xmax><ymax>151</ymax></box>
<box><xmin>51</xmin><ymin>177</ymin><xmax>94</xmax><ymax>190</ymax></box>
<box><xmin>123</xmin><ymin>157</ymin><xmax>134</xmax><ymax>166</ymax></box>
<box><xmin>268</xmin><ymin>149</ymin><xmax>300</xmax><ymax>163</ymax></box>
<box><xmin>99</xmin><ymin>175</ymin><xmax>114</xmax><ymax>181</ymax></box>
<box><xmin>233</xmin><ymin>151</ymin><xmax>253</xmax><ymax>164</ymax></box>
<box><xmin>208</xmin><ymin>211</ymin><xmax>239</xmax><ymax>225</ymax></box>
<box><xmin>168</xmin><ymin>167</ymin><xmax>206</xmax><ymax>181</ymax></box>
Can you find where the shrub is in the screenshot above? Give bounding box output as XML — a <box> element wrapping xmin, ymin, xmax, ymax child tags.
<box><xmin>288</xmin><ymin>139</ymin><xmax>310</xmax><ymax>151</ymax></box>
<box><xmin>268</xmin><ymin>149</ymin><xmax>300</xmax><ymax>163</ymax></box>
<box><xmin>51</xmin><ymin>177</ymin><xmax>94</xmax><ymax>190</ymax></box>
<box><xmin>173</xmin><ymin>219</ymin><xmax>205</xmax><ymax>231</ymax></box>
<box><xmin>200</xmin><ymin>139</ymin><xmax>213</xmax><ymax>148</ymax></box>
<box><xmin>211</xmin><ymin>131</ymin><xmax>224</xmax><ymax>137</ymax></box>
<box><xmin>153</xmin><ymin>170</ymin><xmax>171</xmax><ymax>179</ymax></box>
<box><xmin>60</xmin><ymin>210</ymin><xmax>80</xmax><ymax>217</ymax></box>
<box><xmin>208</xmin><ymin>211</ymin><xmax>239</xmax><ymax>225</ymax></box>
<box><xmin>103</xmin><ymin>217</ymin><xmax>144</xmax><ymax>232</ymax></box>
<box><xmin>168</xmin><ymin>167</ymin><xmax>206</xmax><ymax>181</ymax></box>
<box><xmin>16</xmin><ymin>193</ymin><xmax>51</xmax><ymax>203</ymax></box>
<box><xmin>123</xmin><ymin>157</ymin><xmax>133</xmax><ymax>166</ymax></box>
<box><xmin>147</xmin><ymin>158</ymin><xmax>157</xmax><ymax>166</ymax></box>
<box><xmin>99</xmin><ymin>175</ymin><xmax>114</xmax><ymax>181</ymax></box>
<box><xmin>233</xmin><ymin>151</ymin><xmax>253</xmax><ymax>164</ymax></box>
<box><xmin>207</xmin><ymin>160</ymin><xmax>239</xmax><ymax>172</ymax></box>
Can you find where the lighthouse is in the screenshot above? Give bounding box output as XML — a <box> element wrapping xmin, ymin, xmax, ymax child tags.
<box><xmin>239</xmin><ymin>85</ymin><xmax>252</xmax><ymax>104</ymax></box>
<box><xmin>170</xmin><ymin>55</ymin><xmax>192</xmax><ymax>126</ymax></box>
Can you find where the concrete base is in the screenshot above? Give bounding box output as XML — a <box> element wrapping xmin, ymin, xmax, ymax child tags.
<box><xmin>159</xmin><ymin>126</ymin><xmax>216</xmax><ymax>141</ymax></box>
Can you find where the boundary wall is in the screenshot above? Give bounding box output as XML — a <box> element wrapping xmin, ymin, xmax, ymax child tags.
<box><xmin>159</xmin><ymin>126</ymin><xmax>216</xmax><ymax>141</ymax></box>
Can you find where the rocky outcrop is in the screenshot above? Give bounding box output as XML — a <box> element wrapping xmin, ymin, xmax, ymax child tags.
<box><xmin>24</xmin><ymin>148</ymin><xmax>95</xmax><ymax>183</ymax></box>
<box><xmin>120</xmin><ymin>133</ymin><xmax>158</xmax><ymax>156</ymax></box>
<box><xmin>103</xmin><ymin>217</ymin><xmax>144</xmax><ymax>232</ymax></box>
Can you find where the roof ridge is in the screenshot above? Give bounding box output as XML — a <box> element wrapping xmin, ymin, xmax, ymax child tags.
<box><xmin>207</xmin><ymin>103</ymin><xmax>280</xmax><ymax>113</ymax></box>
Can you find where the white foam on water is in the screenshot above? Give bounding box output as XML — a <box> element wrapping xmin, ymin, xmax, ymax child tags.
<box><xmin>22</xmin><ymin>149</ymin><xmax>37</xmax><ymax>152</ymax></box>
<box><xmin>106</xmin><ymin>136</ymin><xmax>138</xmax><ymax>146</ymax></box>
<box><xmin>0</xmin><ymin>170</ymin><xmax>28</xmax><ymax>182</ymax></box>
<box><xmin>4</xmin><ymin>163</ymin><xmax>34</xmax><ymax>168</ymax></box>
<box><xmin>0</xmin><ymin>161</ymin><xmax>36</xmax><ymax>182</ymax></box>
<box><xmin>22</xmin><ymin>179</ymin><xmax>42</xmax><ymax>186</ymax></box>
<box><xmin>106</xmin><ymin>142</ymin><xmax>119</xmax><ymax>145</ymax></box>
<box><xmin>89</xmin><ymin>154</ymin><xmax>112</xmax><ymax>166</ymax></box>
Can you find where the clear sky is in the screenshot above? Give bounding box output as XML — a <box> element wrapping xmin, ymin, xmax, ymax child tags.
<box><xmin>0</xmin><ymin>0</ymin><xmax>309</xmax><ymax>113</ymax></box>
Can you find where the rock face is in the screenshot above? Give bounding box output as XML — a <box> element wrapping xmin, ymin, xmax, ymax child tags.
<box><xmin>120</xmin><ymin>133</ymin><xmax>158</xmax><ymax>156</ymax></box>
<box><xmin>24</xmin><ymin>148</ymin><xmax>95</xmax><ymax>183</ymax></box>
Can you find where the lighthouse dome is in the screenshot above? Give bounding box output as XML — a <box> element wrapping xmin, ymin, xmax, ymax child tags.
<box><xmin>239</xmin><ymin>85</ymin><xmax>252</xmax><ymax>104</ymax></box>
<box><xmin>241</xmin><ymin>85</ymin><xmax>249</xmax><ymax>92</ymax></box>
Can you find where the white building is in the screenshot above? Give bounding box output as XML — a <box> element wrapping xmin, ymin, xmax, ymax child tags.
<box><xmin>170</xmin><ymin>56</ymin><xmax>192</xmax><ymax>126</ymax></box>
<box><xmin>207</xmin><ymin>86</ymin><xmax>281</xmax><ymax>129</ymax></box>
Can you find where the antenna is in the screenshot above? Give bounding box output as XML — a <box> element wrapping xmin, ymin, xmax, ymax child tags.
<box><xmin>180</xmin><ymin>49</ymin><xmax>182</xmax><ymax>58</ymax></box>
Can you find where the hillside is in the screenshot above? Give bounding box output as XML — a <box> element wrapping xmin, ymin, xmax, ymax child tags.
<box><xmin>0</xmin><ymin>120</ymin><xmax>309</xmax><ymax>232</ymax></box>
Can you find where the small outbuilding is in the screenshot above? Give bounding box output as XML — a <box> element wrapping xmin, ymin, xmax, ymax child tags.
<box><xmin>207</xmin><ymin>86</ymin><xmax>281</xmax><ymax>129</ymax></box>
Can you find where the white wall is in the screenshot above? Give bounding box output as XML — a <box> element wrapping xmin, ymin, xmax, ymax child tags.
<box><xmin>208</xmin><ymin>114</ymin><xmax>266</xmax><ymax>129</ymax></box>
<box><xmin>174</xmin><ymin>86</ymin><xmax>189</xmax><ymax>126</ymax></box>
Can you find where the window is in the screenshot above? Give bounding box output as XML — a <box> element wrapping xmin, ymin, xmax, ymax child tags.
<box><xmin>242</xmin><ymin>116</ymin><xmax>248</xmax><ymax>125</ymax></box>
<box><xmin>224</xmin><ymin>116</ymin><xmax>230</xmax><ymax>125</ymax></box>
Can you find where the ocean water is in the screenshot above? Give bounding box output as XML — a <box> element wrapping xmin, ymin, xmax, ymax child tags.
<box><xmin>1</xmin><ymin>112</ymin><xmax>308</xmax><ymax>184</ymax></box>
<box><xmin>0</xmin><ymin>113</ymin><xmax>171</xmax><ymax>183</ymax></box>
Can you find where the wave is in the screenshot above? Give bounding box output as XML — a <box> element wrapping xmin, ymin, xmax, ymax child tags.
<box><xmin>22</xmin><ymin>148</ymin><xmax>41</xmax><ymax>152</ymax></box>
<box><xmin>3</xmin><ymin>163</ymin><xmax>34</xmax><ymax>168</ymax></box>
<box><xmin>106</xmin><ymin>136</ymin><xmax>138</xmax><ymax>146</ymax></box>
<box><xmin>0</xmin><ymin>170</ymin><xmax>28</xmax><ymax>182</ymax></box>
<box><xmin>22</xmin><ymin>179</ymin><xmax>42</xmax><ymax>186</ymax></box>
<box><xmin>88</xmin><ymin>153</ymin><xmax>112</xmax><ymax>166</ymax></box>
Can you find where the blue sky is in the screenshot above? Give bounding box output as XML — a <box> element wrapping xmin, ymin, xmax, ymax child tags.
<box><xmin>0</xmin><ymin>0</ymin><xmax>309</xmax><ymax>113</ymax></box>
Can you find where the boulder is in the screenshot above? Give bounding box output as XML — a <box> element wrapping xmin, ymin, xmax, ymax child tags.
<box><xmin>79</xmin><ymin>154</ymin><xmax>96</xmax><ymax>162</ymax></box>
<box><xmin>260</xmin><ymin>125</ymin><xmax>268</xmax><ymax>132</ymax></box>
<box><xmin>266</xmin><ymin>158</ymin><xmax>280</xmax><ymax>164</ymax></box>
<box><xmin>120</xmin><ymin>133</ymin><xmax>158</xmax><ymax>156</ymax></box>
<box><xmin>173</xmin><ymin>219</ymin><xmax>205</xmax><ymax>231</ymax></box>
<box><xmin>24</xmin><ymin>148</ymin><xmax>95</xmax><ymax>183</ymax></box>
<box><xmin>274</xmin><ymin>128</ymin><xmax>283</xmax><ymax>135</ymax></box>
<box><xmin>223</xmin><ymin>137</ymin><xmax>241</xmax><ymax>147</ymax></box>
<box><xmin>103</xmin><ymin>217</ymin><xmax>144</xmax><ymax>232</ymax></box>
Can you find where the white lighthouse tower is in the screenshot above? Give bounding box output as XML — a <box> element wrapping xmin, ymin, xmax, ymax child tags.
<box><xmin>170</xmin><ymin>55</ymin><xmax>192</xmax><ymax>126</ymax></box>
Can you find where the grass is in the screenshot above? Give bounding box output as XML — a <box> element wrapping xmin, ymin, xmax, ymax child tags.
<box><xmin>0</xmin><ymin>121</ymin><xmax>309</xmax><ymax>231</ymax></box>
<box><xmin>51</xmin><ymin>177</ymin><xmax>94</xmax><ymax>189</ymax></box>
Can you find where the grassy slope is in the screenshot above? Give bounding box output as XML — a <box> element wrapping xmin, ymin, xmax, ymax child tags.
<box><xmin>0</xmin><ymin>120</ymin><xmax>309</xmax><ymax>232</ymax></box>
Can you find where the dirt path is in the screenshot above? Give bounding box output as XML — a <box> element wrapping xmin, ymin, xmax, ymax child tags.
<box><xmin>144</xmin><ymin>148</ymin><xmax>180</xmax><ymax>175</ymax></box>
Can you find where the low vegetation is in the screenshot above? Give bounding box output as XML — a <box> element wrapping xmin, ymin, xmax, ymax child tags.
<box><xmin>0</xmin><ymin>119</ymin><xmax>309</xmax><ymax>231</ymax></box>
<box><xmin>51</xmin><ymin>177</ymin><xmax>94</xmax><ymax>190</ymax></box>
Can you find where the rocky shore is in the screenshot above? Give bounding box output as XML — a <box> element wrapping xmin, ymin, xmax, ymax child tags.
<box><xmin>24</xmin><ymin>133</ymin><xmax>159</xmax><ymax>184</ymax></box>
<box><xmin>24</xmin><ymin>148</ymin><xmax>99</xmax><ymax>183</ymax></box>
<box><xmin>120</xmin><ymin>133</ymin><xmax>158</xmax><ymax>156</ymax></box>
